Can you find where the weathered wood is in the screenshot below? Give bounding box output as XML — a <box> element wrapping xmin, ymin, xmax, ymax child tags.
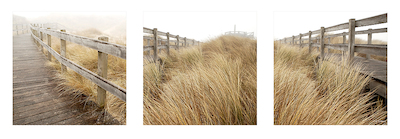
<box><xmin>40</xmin><ymin>28</ymin><xmax>44</xmax><ymax>52</ymax></box>
<box><xmin>176</xmin><ymin>35</ymin><xmax>180</xmax><ymax>50</ymax></box>
<box><xmin>325</xmin><ymin>22</ymin><xmax>348</xmax><ymax>32</ymax></box>
<box><xmin>31</xmin><ymin>33</ymin><xmax>126</xmax><ymax>102</ymax></box>
<box><xmin>355</xmin><ymin>13</ymin><xmax>387</xmax><ymax>27</ymax></box>
<box><xmin>299</xmin><ymin>33</ymin><xmax>302</xmax><ymax>48</ymax></box>
<box><xmin>47</xmin><ymin>28</ymin><xmax>52</xmax><ymax>61</ymax></box>
<box><xmin>348</xmin><ymin>19</ymin><xmax>356</xmax><ymax>61</ymax></box>
<box><xmin>320</xmin><ymin>27</ymin><xmax>325</xmax><ymax>60</ymax></box>
<box><xmin>327</xmin><ymin>37</ymin><xmax>331</xmax><ymax>53</ymax></box>
<box><xmin>97</xmin><ymin>37</ymin><xmax>109</xmax><ymax>108</ymax></box>
<box><xmin>153</xmin><ymin>28</ymin><xmax>158</xmax><ymax>62</ymax></box>
<box><xmin>167</xmin><ymin>32</ymin><xmax>170</xmax><ymax>56</ymax></box>
<box><xmin>356</xmin><ymin>28</ymin><xmax>387</xmax><ymax>35</ymax></box>
<box><xmin>143</xmin><ymin>46</ymin><xmax>153</xmax><ymax>51</ymax></box>
<box><xmin>311</xmin><ymin>29</ymin><xmax>320</xmax><ymax>35</ymax></box>
<box><xmin>342</xmin><ymin>32</ymin><xmax>346</xmax><ymax>55</ymax></box>
<box><xmin>60</xmin><ymin>29</ymin><xmax>67</xmax><ymax>73</ymax></box>
<box><xmin>32</xmin><ymin>27</ymin><xmax>126</xmax><ymax>59</ymax></box>
<box><xmin>325</xmin><ymin>43</ymin><xmax>348</xmax><ymax>51</ymax></box>
<box><xmin>354</xmin><ymin>44</ymin><xmax>387</xmax><ymax>56</ymax></box>
<box><xmin>324</xmin><ymin>28</ymin><xmax>387</xmax><ymax>38</ymax></box>
<box><xmin>366</xmin><ymin>28</ymin><xmax>372</xmax><ymax>59</ymax></box>
<box><xmin>184</xmin><ymin>37</ymin><xmax>187</xmax><ymax>47</ymax></box>
<box><xmin>143</xmin><ymin>27</ymin><xmax>154</xmax><ymax>34</ymax></box>
<box><xmin>291</xmin><ymin>36</ymin><xmax>294</xmax><ymax>45</ymax></box>
<box><xmin>369</xmin><ymin>80</ymin><xmax>386</xmax><ymax>98</ymax></box>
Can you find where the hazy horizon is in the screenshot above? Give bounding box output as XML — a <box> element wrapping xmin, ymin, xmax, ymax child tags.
<box><xmin>13</xmin><ymin>12</ymin><xmax>126</xmax><ymax>37</ymax></box>
<box><xmin>143</xmin><ymin>11</ymin><xmax>257</xmax><ymax>42</ymax></box>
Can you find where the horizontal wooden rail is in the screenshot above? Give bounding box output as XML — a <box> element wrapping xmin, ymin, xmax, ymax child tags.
<box><xmin>31</xmin><ymin>26</ymin><xmax>126</xmax><ymax>59</ymax></box>
<box><xmin>143</xmin><ymin>27</ymin><xmax>201</xmax><ymax>62</ymax></box>
<box><xmin>291</xmin><ymin>43</ymin><xmax>387</xmax><ymax>56</ymax></box>
<box><xmin>143</xmin><ymin>36</ymin><xmax>197</xmax><ymax>45</ymax></box>
<box><xmin>13</xmin><ymin>29</ymin><xmax>29</xmax><ymax>32</ymax></box>
<box><xmin>29</xmin><ymin>28</ymin><xmax>126</xmax><ymax>102</ymax></box>
<box><xmin>13</xmin><ymin>24</ymin><xmax>29</xmax><ymax>35</ymax></box>
<box><xmin>279</xmin><ymin>13</ymin><xmax>387</xmax><ymax>59</ymax></box>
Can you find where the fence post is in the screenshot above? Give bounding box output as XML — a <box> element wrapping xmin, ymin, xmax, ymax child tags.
<box><xmin>366</xmin><ymin>28</ymin><xmax>372</xmax><ymax>60</ymax></box>
<box><xmin>33</xmin><ymin>24</ymin><xmax>36</xmax><ymax>45</ymax></box>
<box><xmin>40</xmin><ymin>26</ymin><xmax>44</xmax><ymax>53</ymax></box>
<box><xmin>348</xmin><ymin>19</ymin><xmax>356</xmax><ymax>62</ymax></box>
<box><xmin>166</xmin><ymin>32</ymin><xmax>170</xmax><ymax>56</ymax></box>
<box><xmin>184</xmin><ymin>37</ymin><xmax>187</xmax><ymax>47</ymax></box>
<box><xmin>34</xmin><ymin>24</ymin><xmax>38</xmax><ymax>46</ymax></box>
<box><xmin>97</xmin><ymin>36</ymin><xmax>109</xmax><ymax>108</ymax></box>
<box><xmin>158</xmin><ymin>38</ymin><xmax>161</xmax><ymax>54</ymax></box>
<box><xmin>176</xmin><ymin>35</ymin><xmax>180</xmax><ymax>50</ymax></box>
<box><xmin>47</xmin><ymin>28</ymin><xmax>52</xmax><ymax>61</ymax></box>
<box><xmin>298</xmin><ymin>34</ymin><xmax>301</xmax><ymax>47</ymax></box>
<box><xmin>153</xmin><ymin>28</ymin><xmax>158</xmax><ymax>62</ymax></box>
<box><xmin>308</xmin><ymin>31</ymin><xmax>312</xmax><ymax>53</ymax></box>
<box><xmin>60</xmin><ymin>29</ymin><xmax>67</xmax><ymax>73</ymax></box>
<box><xmin>320</xmin><ymin>27</ymin><xmax>325</xmax><ymax>60</ymax></box>
<box><xmin>292</xmin><ymin>36</ymin><xmax>294</xmax><ymax>45</ymax></box>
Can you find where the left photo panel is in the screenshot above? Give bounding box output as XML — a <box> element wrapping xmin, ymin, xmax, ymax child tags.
<box><xmin>12</xmin><ymin>12</ymin><xmax>126</xmax><ymax>125</ymax></box>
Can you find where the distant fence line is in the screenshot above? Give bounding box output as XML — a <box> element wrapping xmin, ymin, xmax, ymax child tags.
<box><xmin>13</xmin><ymin>24</ymin><xmax>29</xmax><ymax>35</ymax></box>
<box><xmin>24</xmin><ymin>23</ymin><xmax>126</xmax><ymax>108</ymax></box>
<box><xmin>143</xmin><ymin>27</ymin><xmax>201</xmax><ymax>62</ymax></box>
<box><xmin>13</xmin><ymin>23</ymin><xmax>70</xmax><ymax>35</ymax></box>
<box><xmin>278</xmin><ymin>13</ymin><xmax>387</xmax><ymax>62</ymax></box>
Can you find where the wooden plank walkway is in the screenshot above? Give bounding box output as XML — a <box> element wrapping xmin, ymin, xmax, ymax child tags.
<box><xmin>323</xmin><ymin>53</ymin><xmax>387</xmax><ymax>83</ymax></box>
<box><xmin>322</xmin><ymin>53</ymin><xmax>387</xmax><ymax>98</ymax></box>
<box><xmin>13</xmin><ymin>34</ymin><xmax>120</xmax><ymax>125</ymax></box>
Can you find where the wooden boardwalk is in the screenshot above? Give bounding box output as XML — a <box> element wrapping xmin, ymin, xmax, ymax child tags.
<box><xmin>322</xmin><ymin>53</ymin><xmax>387</xmax><ymax>98</ymax></box>
<box><xmin>13</xmin><ymin>34</ymin><xmax>119</xmax><ymax>125</ymax></box>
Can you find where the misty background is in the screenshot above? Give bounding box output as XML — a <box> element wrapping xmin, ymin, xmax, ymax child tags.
<box><xmin>13</xmin><ymin>12</ymin><xmax>126</xmax><ymax>40</ymax></box>
<box><xmin>143</xmin><ymin>12</ymin><xmax>257</xmax><ymax>42</ymax></box>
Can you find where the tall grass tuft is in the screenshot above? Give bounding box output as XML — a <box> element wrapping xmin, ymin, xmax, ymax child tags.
<box><xmin>143</xmin><ymin>35</ymin><xmax>257</xmax><ymax>125</ymax></box>
<box><xmin>274</xmin><ymin>42</ymin><xmax>386</xmax><ymax>125</ymax></box>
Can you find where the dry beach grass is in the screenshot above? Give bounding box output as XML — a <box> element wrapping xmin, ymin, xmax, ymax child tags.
<box><xmin>143</xmin><ymin>35</ymin><xmax>257</xmax><ymax>125</ymax></box>
<box><xmin>274</xmin><ymin>42</ymin><xmax>387</xmax><ymax>125</ymax></box>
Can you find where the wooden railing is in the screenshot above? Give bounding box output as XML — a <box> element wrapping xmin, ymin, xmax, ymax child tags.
<box><xmin>278</xmin><ymin>13</ymin><xmax>387</xmax><ymax>61</ymax></box>
<box><xmin>29</xmin><ymin>23</ymin><xmax>126</xmax><ymax>108</ymax></box>
<box><xmin>13</xmin><ymin>24</ymin><xmax>29</xmax><ymax>35</ymax></box>
<box><xmin>143</xmin><ymin>27</ymin><xmax>201</xmax><ymax>62</ymax></box>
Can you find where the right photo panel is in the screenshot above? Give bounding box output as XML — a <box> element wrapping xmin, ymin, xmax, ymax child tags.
<box><xmin>274</xmin><ymin>12</ymin><xmax>387</xmax><ymax>125</ymax></box>
<box><xmin>143</xmin><ymin>12</ymin><xmax>257</xmax><ymax>125</ymax></box>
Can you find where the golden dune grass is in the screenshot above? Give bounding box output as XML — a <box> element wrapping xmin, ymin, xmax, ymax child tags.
<box><xmin>143</xmin><ymin>35</ymin><xmax>257</xmax><ymax>125</ymax></box>
<box><xmin>44</xmin><ymin>28</ymin><xmax>126</xmax><ymax>124</ymax></box>
<box><xmin>274</xmin><ymin>42</ymin><xmax>386</xmax><ymax>125</ymax></box>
